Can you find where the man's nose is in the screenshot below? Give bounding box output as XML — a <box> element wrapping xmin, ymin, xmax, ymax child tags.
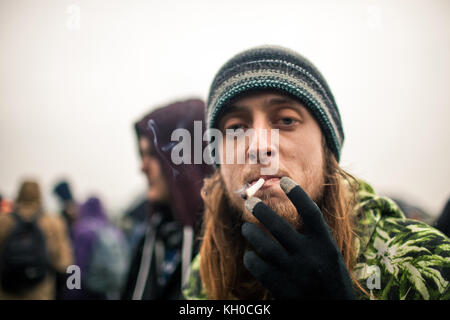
<box><xmin>247</xmin><ymin>123</ymin><xmax>278</xmax><ymax>164</ymax></box>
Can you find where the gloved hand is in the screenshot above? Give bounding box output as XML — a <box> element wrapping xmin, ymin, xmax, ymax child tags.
<box><xmin>241</xmin><ymin>176</ymin><xmax>355</xmax><ymax>300</ymax></box>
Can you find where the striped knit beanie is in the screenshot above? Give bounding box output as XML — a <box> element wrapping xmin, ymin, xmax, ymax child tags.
<box><xmin>206</xmin><ymin>45</ymin><xmax>344</xmax><ymax>162</ymax></box>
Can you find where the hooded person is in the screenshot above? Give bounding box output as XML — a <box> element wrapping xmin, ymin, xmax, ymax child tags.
<box><xmin>182</xmin><ymin>45</ymin><xmax>450</xmax><ymax>300</ymax></box>
<box><xmin>72</xmin><ymin>197</ymin><xmax>108</xmax><ymax>274</ymax></box>
<box><xmin>0</xmin><ymin>180</ymin><xmax>73</xmax><ymax>300</ymax></box>
<box><xmin>63</xmin><ymin>196</ymin><xmax>128</xmax><ymax>300</ymax></box>
<box><xmin>122</xmin><ymin>98</ymin><xmax>213</xmax><ymax>300</ymax></box>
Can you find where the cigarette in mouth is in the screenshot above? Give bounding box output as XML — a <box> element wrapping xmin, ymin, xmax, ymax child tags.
<box><xmin>241</xmin><ymin>178</ymin><xmax>265</xmax><ymax>200</ymax></box>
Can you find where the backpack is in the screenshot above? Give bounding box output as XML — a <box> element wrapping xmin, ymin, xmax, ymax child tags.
<box><xmin>0</xmin><ymin>211</ymin><xmax>49</xmax><ymax>294</ymax></box>
<box><xmin>85</xmin><ymin>224</ymin><xmax>129</xmax><ymax>296</ymax></box>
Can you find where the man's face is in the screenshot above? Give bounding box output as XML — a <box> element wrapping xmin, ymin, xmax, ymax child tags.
<box><xmin>218</xmin><ymin>91</ymin><xmax>325</xmax><ymax>228</ymax></box>
<box><xmin>138</xmin><ymin>137</ymin><xmax>170</xmax><ymax>203</ymax></box>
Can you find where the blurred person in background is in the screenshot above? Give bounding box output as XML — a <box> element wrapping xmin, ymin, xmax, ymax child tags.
<box><xmin>0</xmin><ymin>193</ymin><xmax>13</xmax><ymax>216</ymax></box>
<box><xmin>121</xmin><ymin>99</ymin><xmax>213</xmax><ymax>300</ymax></box>
<box><xmin>52</xmin><ymin>180</ymin><xmax>80</xmax><ymax>299</ymax></box>
<box><xmin>53</xmin><ymin>180</ymin><xmax>79</xmax><ymax>233</ymax></box>
<box><xmin>120</xmin><ymin>194</ymin><xmax>150</xmax><ymax>257</ymax></box>
<box><xmin>389</xmin><ymin>196</ymin><xmax>434</xmax><ymax>225</ymax></box>
<box><xmin>67</xmin><ymin>196</ymin><xmax>129</xmax><ymax>300</ymax></box>
<box><xmin>0</xmin><ymin>180</ymin><xmax>73</xmax><ymax>299</ymax></box>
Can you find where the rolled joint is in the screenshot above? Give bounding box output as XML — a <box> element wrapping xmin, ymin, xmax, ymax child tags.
<box><xmin>241</xmin><ymin>178</ymin><xmax>265</xmax><ymax>200</ymax></box>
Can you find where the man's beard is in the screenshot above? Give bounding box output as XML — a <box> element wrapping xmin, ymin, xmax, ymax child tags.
<box><xmin>223</xmin><ymin>169</ymin><xmax>325</xmax><ymax>233</ymax></box>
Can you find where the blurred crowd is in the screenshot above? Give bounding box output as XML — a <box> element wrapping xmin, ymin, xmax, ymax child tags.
<box><xmin>0</xmin><ymin>180</ymin><xmax>129</xmax><ymax>300</ymax></box>
<box><xmin>0</xmin><ymin>99</ymin><xmax>212</xmax><ymax>300</ymax></box>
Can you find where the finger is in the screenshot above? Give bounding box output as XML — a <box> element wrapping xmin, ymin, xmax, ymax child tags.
<box><xmin>245</xmin><ymin>197</ymin><xmax>304</xmax><ymax>253</ymax></box>
<box><xmin>243</xmin><ymin>251</ymin><xmax>295</xmax><ymax>299</ymax></box>
<box><xmin>241</xmin><ymin>222</ymin><xmax>289</xmax><ymax>265</ymax></box>
<box><xmin>279</xmin><ymin>177</ymin><xmax>330</xmax><ymax>238</ymax></box>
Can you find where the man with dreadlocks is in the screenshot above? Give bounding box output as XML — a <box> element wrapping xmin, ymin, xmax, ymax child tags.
<box><xmin>183</xmin><ymin>46</ymin><xmax>450</xmax><ymax>300</ymax></box>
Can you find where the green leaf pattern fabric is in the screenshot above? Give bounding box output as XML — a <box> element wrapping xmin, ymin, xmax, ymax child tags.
<box><xmin>353</xmin><ymin>180</ymin><xmax>449</xmax><ymax>300</ymax></box>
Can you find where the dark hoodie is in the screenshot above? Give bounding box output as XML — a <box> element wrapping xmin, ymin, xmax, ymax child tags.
<box><xmin>122</xmin><ymin>99</ymin><xmax>213</xmax><ymax>300</ymax></box>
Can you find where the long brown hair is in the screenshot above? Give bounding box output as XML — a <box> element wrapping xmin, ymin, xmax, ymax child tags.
<box><xmin>199</xmin><ymin>142</ymin><xmax>366</xmax><ymax>299</ymax></box>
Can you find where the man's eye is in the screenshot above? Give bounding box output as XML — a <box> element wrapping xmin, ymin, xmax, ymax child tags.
<box><xmin>226</xmin><ymin>124</ymin><xmax>246</xmax><ymax>131</ymax></box>
<box><xmin>278</xmin><ymin>118</ymin><xmax>296</xmax><ymax>125</ymax></box>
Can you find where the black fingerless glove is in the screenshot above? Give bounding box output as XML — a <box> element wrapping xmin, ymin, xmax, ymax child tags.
<box><xmin>241</xmin><ymin>177</ymin><xmax>355</xmax><ymax>300</ymax></box>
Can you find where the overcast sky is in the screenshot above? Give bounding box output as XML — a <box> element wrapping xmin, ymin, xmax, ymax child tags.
<box><xmin>1</xmin><ymin>0</ymin><xmax>449</xmax><ymax>218</ymax></box>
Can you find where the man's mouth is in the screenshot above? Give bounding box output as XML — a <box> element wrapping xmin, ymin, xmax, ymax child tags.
<box><xmin>236</xmin><ymin>171</ymin><xmax>289</xmax><ymax>199</ymax></box>
<box><xmin>239</xmin><ymin>175</ymin><xmax>284</xmax><ymax>200</ymax></box>
<box><xmin>247</xmin><ymin>175</ymin><xmax>281</xmax><ymax>190</ymax></box>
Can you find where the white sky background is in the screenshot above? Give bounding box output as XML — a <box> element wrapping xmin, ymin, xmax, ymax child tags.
<box><xmin>0</xmin><ymin>0</ymin><xmax>449</xmax><ymax>218</ymax></box>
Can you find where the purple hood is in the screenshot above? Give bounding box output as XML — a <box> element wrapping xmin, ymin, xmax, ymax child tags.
<box><xmin>134</xmin><ymin>99</ymin><xmax>213</xmax><ymax>230</ymax></box>
<box><xmin>71</xmin><ymin>197</ymin><xmax>108</xmax><ymax>271</ymax></box>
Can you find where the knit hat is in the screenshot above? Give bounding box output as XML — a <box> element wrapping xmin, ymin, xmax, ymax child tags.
<box><xmin>206</xmin><ymin>45</ymin><xmax>344</xmax><ymax>161</ymax></box>
<box><xmin>53</xmin><ymin>180</ymin><xmax>74</xmax><ymax>202</ymax></box>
